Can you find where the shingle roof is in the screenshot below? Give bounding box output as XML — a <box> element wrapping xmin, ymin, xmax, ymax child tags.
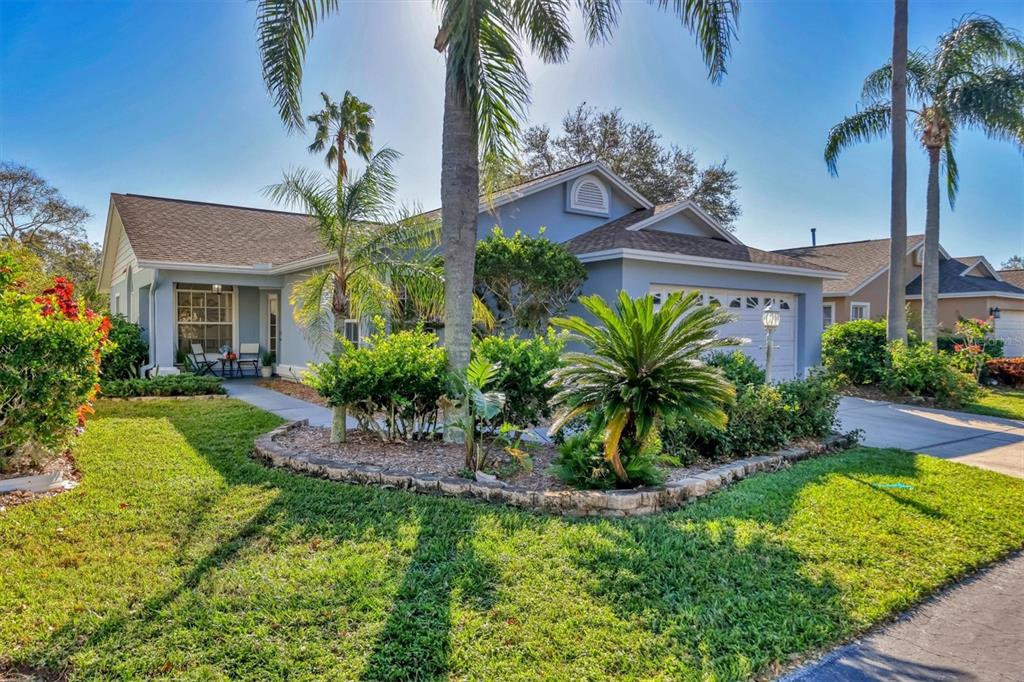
<box><xmin>906</xmin><ymin>258</ymin><xmax>1024</xmax><ymax>296</ymax></box>
<box><xmin>563</xmin><ymin>207</ymin><xmax>840</xmax><ymax>274</ymax></box>
<box><xmin>999</xmin><ymin>269</ymin><xmax>1024</xmax><ymax>289</ymax></box>
<box><xmin>775</xmin><ymin>235</ymin><xmax>926</xmax><ymax>294</ymax></box>
<box><xmin>113</xmin><ymin>194</ymin><xmax>324</xmax><ymax>268</ymax></box>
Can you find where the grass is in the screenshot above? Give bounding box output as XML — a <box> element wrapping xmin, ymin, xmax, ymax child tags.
<box><xmin>963</xmin><ymin>387</ymin><xmax>1024</xmax><ymax>421</ymax></box>
<box><xmin>3</xmin><ymin>399</ymin><xmax>1024</xmax><ymax>681</ymax></box>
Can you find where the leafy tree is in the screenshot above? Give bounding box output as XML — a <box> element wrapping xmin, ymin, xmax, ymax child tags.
<box><xmin>513</xmin><ymin>104</ymin><xmax>741</xmax><ymax>228</ymax></box>
<box><xmin>255</xmin><ymin>0</ymin><xmax>740</xmax><ymax>383</ymax></box>
<box><xmin>265</xmin><ymin>148</ymin><xmax>443</xmax><ymax>443</ymax></box>
<box><xmin>826</xmin><ymin>15</ymin><xmax>1024</xmax><ymax>346</ymax></box>
<box><xmin>549</xmin><ymin>291</ymin><xmax>737</xmax><ymax>483</ymax></box>
<box><xmin>306</xmin><ymin>91</ymin><xmax>374</xmax><ymax>181</ymax></box>
<box><xmin>1002</xmin><ymin>255</ymin><xmax>1024</xmax><ymax>269</ymax></box>
<box><xmin>474</xmin><ymin>227</ymin><xmax>586</xmax><ymax>334</ymax></box>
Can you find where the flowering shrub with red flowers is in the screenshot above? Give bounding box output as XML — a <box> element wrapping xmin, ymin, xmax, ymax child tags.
<box><xmin>0</xmin><ymin>252</ymin><xmax>110</xmax><ymax>470</ymax></box>
<box><xmin>950</xmin><ymin>317</ymin><xmax>996</xmax><ymax>381</ymax></box>
<box><xmin>986</xmin><ymin>357</ymin><xmax>1024</xmax><ymax>388</ymax></box>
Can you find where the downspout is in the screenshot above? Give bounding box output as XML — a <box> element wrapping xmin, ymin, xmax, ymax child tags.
<box><xmin>140</xmin><ymin>276</ymin><xmax>159</xmax><ymax>377</ymax></box>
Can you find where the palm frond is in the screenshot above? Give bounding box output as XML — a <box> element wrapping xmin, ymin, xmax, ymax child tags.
<box><xmin>647</xmin><ymin>0</ymin><xmax>739</xmax><ymax>84</ymax></box>
<box><xmin>947</xmin><ymin>66</ymin><xmax>1024</xmax><ymax>149</ymax></box>
<box><xmin>860</xmin><ymin>50</ymin><xmax>932</xmax><ymax>103</ymax></box>
<box><xmin>255</xmin><ymin>0</ymin><xmax>338</xmax><ymax>130</ymax></box>
<box><xmin>262</xmin><ymin>168</ymin><xmax>339</xmax><ymax>246</ymax></box>
<box><xmin>942</xmin><ymin>133</ymin><xmax>959</xmax><ymax>209</ymax></box>
<box><xmin>475</xmin><ymin>6</ymin><xmax>532</xmax><ymax>168</ymax></box>
<box><xmin>289</xmin><ymin>268</ymin><xmax>338</xmax><ymax>351</ymax></box>
<box><xmin>576</xmin><ymin>0</ymin><xmax>620</xmax><ymax>45</ymax></box>
<box><xmin>341</xmin><ymin>147</ymin><xmax>402</xmax><ymax>225</ymax></box>
<box><xmin>510</xmin><ymin>0</ymin><xmax>573</xmax><ymax>62</ymax></box>
<box><xmin>824</xmin><ymin>103</ymin><xmax>892</xmax><ymax>175</ymax></box>
<box><xmin>934</xmin><ymin>15</ymin><xmax>1024</xmax><ymax>83</ymax></box>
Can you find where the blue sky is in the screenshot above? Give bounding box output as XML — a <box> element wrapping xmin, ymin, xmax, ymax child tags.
<box><xmin>2</xmin><ymin>0</ymin><xmax>1022</xmax><ymax>263</ymax></box>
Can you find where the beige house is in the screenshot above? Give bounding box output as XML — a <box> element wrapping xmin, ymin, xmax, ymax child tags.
<box><xmin>776</xmin><ymin>236</ymin><xmax>1024</xmax><ymax>356</ymax></box>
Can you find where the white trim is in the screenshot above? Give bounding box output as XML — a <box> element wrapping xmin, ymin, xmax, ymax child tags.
<box><xmin>576</xmin><ymin>247</ymin><xmax>846</xmax><ymax>279</ymax></box>
<box><xmin>850</xmin><ymin>301</ymin><xmax>870</xmax><ymax>320</ymax></box>
<box><xmin>905</xmin><ymin>291</ymin><xmax>1024</xmax><ymax>301</ymax></box>
<box><xmin>136</xmin><ymin>252</ymin><xmax>336</xmax><ymax>277</ymax></box>
<box><xmin>625</xmin><ymin>200</ymin><xmax>742</xmax><ymax>246</ymax></box>
<box><xmin>567</xmin><ymin>174</ymin><xmax>610</xmax><ymax>216</ymax></box>
<box><xmin>960</xmin><ymin>257</ymin><xmax>1002</xmax><ymax>281</ymax></box>
<box><xmin>275</xmin><ymin>364</ymin><xmax>309</xmax><ymax>382</ymax></box>
<box><xmin>484</xmin><ymin>160</ymin><xmax>653</xmax><ymax>212</ymax></box>
<box><xmin>172</xmin><ymin>283</ymin><xmax>237</xmax><ymax>355</ymax></box>
<box><xmin>822</xmin><ymin>302</ymin><xmax>836</xmax><ymax>329</ymax></box>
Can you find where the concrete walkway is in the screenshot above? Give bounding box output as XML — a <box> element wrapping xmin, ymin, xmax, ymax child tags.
<box><xmin>838</xmin><ymin>396</ymin><xmax>1024</xmax><ymax>478</ymax></box>
<box><xmin>223</xmin><ymin>379</ymin><xmax>335</xmax><ymax>428</ymax></box>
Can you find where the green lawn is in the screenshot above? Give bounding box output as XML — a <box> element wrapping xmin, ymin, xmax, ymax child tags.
<box><xmin>3</xmin><ymin>399</ymin><xmax>1024</xmax><ymax>681</ymax></box>
<box><xmin>963</xmin><ymin>387</ymin><xmax>1024</xmax><ymax>421</ymax></box>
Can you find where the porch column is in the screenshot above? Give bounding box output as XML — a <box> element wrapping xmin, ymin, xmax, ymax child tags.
<box><xmin>151</xmin><ymin>276</ymin><xmax>179</xmax><ymax>374</ymax></box>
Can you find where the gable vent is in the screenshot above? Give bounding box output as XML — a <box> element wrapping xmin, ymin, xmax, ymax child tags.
<box><xmin>569</xmin><ymin>175</ymin><xmax>610</xmax><ymax>214</ymax></box>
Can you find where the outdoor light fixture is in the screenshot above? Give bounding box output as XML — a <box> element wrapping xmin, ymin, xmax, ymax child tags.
<box><xmin>762</xmin><ymin>302</ymin><xmax>781</xmax><ymax>382</ymax></box>
<box><xmin>990</xmin><ymin>307</ymin><xmax>1001</xmax><ymax>319</ymax></box>
<box><xmin>212</xmin><ymin>284</ymin><xmax>223</xmax><ymax>293</ymax></box>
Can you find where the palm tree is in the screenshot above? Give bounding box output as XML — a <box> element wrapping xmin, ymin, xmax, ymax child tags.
<box><xmin>255</xmin><ymin>0</ymin><xmax>740</xmax><ymax>376</ymax></box>
<box><xmin>826</xmin><ymin>15</ymin><xmax>1024</xmax><ymax>345</ymax></box>
<box><xmin>548</xmin><ymin>291</ymin><xmax>737</xmax><ymax>483</ymax></box>
<box><xmin>265</xmin><ymin>148</ymin><xmax>441</xmax><ymax>443</ymax></box>
<box><xmin>888</xmin><ymin>0</ymin><xmax>908</xmax><ymax>343</ymax></box>
<box><xmin>307</xmin><ymin>90</ymin><xmax>374</xmax><ymax>181</ymax></box>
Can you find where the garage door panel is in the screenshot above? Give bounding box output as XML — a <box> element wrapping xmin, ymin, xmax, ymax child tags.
<box><xmin>995</xmin><ymin>311</ymin><xmax>1024</xmax><ymax>357</ymax></box>
<box><xmin>650</xmin><ymin>286</ymin><xmax>799</xmax><ymax>381</ymax></box>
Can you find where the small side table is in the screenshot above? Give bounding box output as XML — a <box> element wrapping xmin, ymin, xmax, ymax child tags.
<box><xmin>220</xmin><ymin>358</ymin><xmax>241</xmax><ymax>378</ymax></box>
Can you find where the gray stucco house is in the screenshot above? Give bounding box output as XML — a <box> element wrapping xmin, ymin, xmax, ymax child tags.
<box><xmin>98</xmin><ymin>161</ymin><xmax>842</xmax><ymax>380</ymax></box>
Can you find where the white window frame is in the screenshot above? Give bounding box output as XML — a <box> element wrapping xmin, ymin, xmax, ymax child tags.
<box><xmin>850</xmin><ymin>302</ymin><xmax>870</xmax><ymax>321</ymax></box>
<box><xmin>267</xmin><ymin>292</ymin><xmax>279</xmax><ymax>358</ymax></box>
<box><xmin>114</xmin><ymin>293</ymin><xmax>122</xmax><ymax>316</ymax></box>
<box><xmin>174</xmin><ymin>284</ymin><xmax>238</xmax><ymax>355</ymax></box>
<box><xmin>567</xmin><ymin>174</ymin><xmax>610</xmax><ymax>216</ymax></box>
<box><xmin>822</xmin><ymin>302</ymin><xmax>835</xmax><ymax>329</ymax></box>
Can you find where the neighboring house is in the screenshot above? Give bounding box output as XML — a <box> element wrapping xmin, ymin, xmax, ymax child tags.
<box><xmin>98</xmin><ymin>161</ymin><xmax>842</xmax><ymax>381</ymax></box>
<box><xmin>778</xmin><ymin>237</ymin><xmax>1024</xmax><ymax>356</ymax></box>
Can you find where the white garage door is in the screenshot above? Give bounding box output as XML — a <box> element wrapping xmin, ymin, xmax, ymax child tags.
<box><xmin>994</xmin><ymin>310</ymin><xmax>1024</xmax><ymax>358</ymax></box>
<box><xmin>650</xmin><ymin>285</ymin><xmax>799</xmax><ymax>381</ymax></box>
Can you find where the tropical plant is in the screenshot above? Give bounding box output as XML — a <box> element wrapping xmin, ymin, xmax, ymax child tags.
<box><xmin>474</xmin><ymin>227</ymin><xmax>586</xmax><ymax>334</ymax></box>
<box><xmin>826</xmin><ymin>15</ymin><xmax>1024</xmax><ymax>346</ymax></box>
<box><xmin>255</xmin><ymin>0</ymin><xmax>740</xmax><ymax>380</ymax></box>
<box><xmin>441</xmin><ymin>356</ymin><xmax>535</xmax><ymax>472</ymax></box>
<box><xmin>306</xmin><ymin>90</ymin><xmax>374</xmax><ymax>181</ymax></box>
<box><xmin>264</xmin><ymin>148</ymin><xmax>442</xmax><ymax>442</ymax></box>
<box><xmin>261</xmin><ymin>350</ymin><xmax>277</xmax><ymax>367</ymax></box>
<box><xmin>548</xmin><ymin>291</ymin><xmax>737</xmax><ymax>483</ymax></box>
<box><xmin>948</xmin><ymin>317</ymin><xmax>996</xmax><ymax>380</ymax></box>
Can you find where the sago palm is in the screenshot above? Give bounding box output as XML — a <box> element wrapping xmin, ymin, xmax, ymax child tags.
<box><xmin>307</xmin><ymin>90</ymin><xmax>374</xmax><ymax>181</ymax></box>
<box><xmin>548</xmin><ymin>291</ymin><xmax>737</xmax><ymax>482</ymax></box>
<box><xmin>826</xmin><ymin>15</ymin><xmax>1024</xmax><ymax>345</ymax></box>
<box><xmin>255</xmin><ymin>0</ymin><xmax>740</xmax><ymax>377</ymax></box>
<box><xmin>265</xmin><ymin>148</ymin><xmax>441</xmax><ymax>442</ymax></box>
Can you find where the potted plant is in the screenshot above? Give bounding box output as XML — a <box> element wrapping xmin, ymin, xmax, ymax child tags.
<box><xmin>174</xmin><ymin>346</ymin><xmax>188</xmax><ymax>373</ymax></box>
<box><xmin>260</xmin><ymin>350</ymin><xmax>276</xmax><ymax>378</ymax></box>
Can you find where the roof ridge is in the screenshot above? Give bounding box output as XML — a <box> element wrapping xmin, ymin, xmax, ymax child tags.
<box><xmin>486</xmin><ymin>159</ymin><xmax>596</xmax><ymax>195</ymax></box>
<box><xmin>776</xmin><ymin>234</ymin><xmax>925</xmax><ymax>252</ymax></box>
<box><xmin>114</xmin><ymin>193</ymin><xmax>311</xmax><ymax>217</ymax></box>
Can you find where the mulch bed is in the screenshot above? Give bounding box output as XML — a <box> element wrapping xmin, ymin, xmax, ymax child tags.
<box><xmin>277</xmin><ymin>425</ymin><xmax>714</xmax><ymax>492</ymax></box>
<box><xmin>0</xmin><ymin>451</ymin><xmax>80</xmax><ymax>512</ymax></box>
<box><xmin>257</xmin><ymin>379</ymin><xmax>327</xmax><ymax>407</ymax></box>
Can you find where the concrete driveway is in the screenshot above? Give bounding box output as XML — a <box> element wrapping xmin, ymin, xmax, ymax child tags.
<box><xmin>838</xmin><ymin>397</ymin><xmax>1024</xmax><ymax>478</ymax></box>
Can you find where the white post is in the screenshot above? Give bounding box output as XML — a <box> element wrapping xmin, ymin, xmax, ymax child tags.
<box><xmin>765</xmin><ymin>328</ymin><xmax>775</xmax><ymax>382</ymax></box>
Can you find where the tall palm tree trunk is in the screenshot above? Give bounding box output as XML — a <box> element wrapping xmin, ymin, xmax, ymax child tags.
<box><xmin>440</xmin><ymin>82</ymin><xmax>478</xmax><ymax>375</ymax></box>
<box><xmin>331</xmin><ymin>270</ymin><xmax>349</xmax><ymax>443</ymax></box>
<box><xmin>887</xmin><ymin>0</ymin><xmax>908</xmax><ymax>342</ymax></box>
<box><xmin>922</xmin><ymin>145</ymin><xmax>941</xmax><ymax>347</ymax></box>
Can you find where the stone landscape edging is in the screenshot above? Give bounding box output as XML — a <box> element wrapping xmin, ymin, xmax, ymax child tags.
<box><xmin>253</xmin><ymin>421</ymin><xmax>857</xmax><ymax>517</ymax></box>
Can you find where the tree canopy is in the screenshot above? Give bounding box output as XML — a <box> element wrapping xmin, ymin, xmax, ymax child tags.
<box><xmin>506</xmin><ymin>104</ymin><xmax>741</xmax><ymax>229</ymax></box>
<box><xmin>1002</xmin><ymin>255</ymin><xmax>1024</xmax><ymax>270</ymax></box>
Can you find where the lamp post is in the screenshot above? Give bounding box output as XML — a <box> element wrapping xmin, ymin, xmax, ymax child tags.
<box><xmin>762</xmin><ymin>302</ymin><xmax>781</xmax><ymax>382</ymax></box>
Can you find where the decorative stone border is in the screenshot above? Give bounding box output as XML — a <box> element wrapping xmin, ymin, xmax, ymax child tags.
<box><xmin>254</xmin><ymin>421</ymin><xmax>859</xmax><ymax>517</ymax></box>
<box><xmin>101</xmin><ymin>393</ymin><xmax>228</xmax><ymax>402</ymax></box>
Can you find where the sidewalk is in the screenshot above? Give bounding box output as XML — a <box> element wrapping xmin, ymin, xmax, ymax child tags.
<box><xmin>223</xmin><ymin>379</ymin><xmax>336</xmax><ymax>428</ymax></box>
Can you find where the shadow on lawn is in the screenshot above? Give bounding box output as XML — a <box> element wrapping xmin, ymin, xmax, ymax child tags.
<box><xmin>22</xmin><ymin>403</ymin><xmax>935</xmax><ymax>680</ymax></box>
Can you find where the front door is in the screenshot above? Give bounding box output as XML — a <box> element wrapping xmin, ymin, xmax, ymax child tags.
<box><xmin>267</xmin><ymin>293</ymin><xmax>280</xmax><ymax>360</ymax></box>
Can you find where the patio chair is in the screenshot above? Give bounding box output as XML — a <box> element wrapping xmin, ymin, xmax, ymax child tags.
<box><xmin>189</xmin><ymin>343</ymin><xmax>219</xmax><ymax>376</ymax></box>
<box><xmin>237</xmin><ymin>343</ymin><xmax>260</xmax><ymax>377</ymax></box>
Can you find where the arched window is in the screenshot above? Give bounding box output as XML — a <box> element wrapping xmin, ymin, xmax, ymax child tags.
<box><xmin>568</xmin><ymin>174</ymin><xmax>610</xmax><ymax>214</ymax></box>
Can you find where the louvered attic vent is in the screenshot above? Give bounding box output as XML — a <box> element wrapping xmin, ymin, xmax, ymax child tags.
<box><xmin>569</xmin><ymin>175</ymin><xmax>609</xmax><ymax>214</ymax></box>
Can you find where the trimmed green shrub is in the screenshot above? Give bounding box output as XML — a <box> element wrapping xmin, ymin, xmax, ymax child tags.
<box><xmin>880</xmin><ymin>342</ymin><xmax>979</xmax><ymax>407</ymax></box>
<box><xmin>307</xmin><ymin>325</ymin><xmax>447</xmax><ymax>441</ymax></box>
<box><xmin>100</xmin><ymin>375</ymin><xmax>225</xmax><ymax>398</ymax></box>
<box><xmin>777</xmin><ymin>371</ymin><xmax>840</xmax><ymax>439</ymax></box>
<box><xmin>1</xmin><ymin>257</ymin><xmax>109</xmax><ymax>470</ymax></box>
<box><xmin>473</xmin><ymin>331</ymin><xmax>564</xmax><ymax>427</ymax></box>
<box><xmin>101</xmin><ymin>316</ymin><xmax>149</xmax><ymax>381</ymax></box>
<box><xmin>821</xmin><ymin>319</ymin><xmax>888</xmax><ymax>384</ymax></box>
<box><xmin>706</xmin><ymin>350</ymin><xmax>766</xmax><ymax>387</ymax></box>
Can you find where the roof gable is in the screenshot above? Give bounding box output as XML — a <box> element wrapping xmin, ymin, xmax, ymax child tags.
<box><xmin>481</xmin><ymin>160</ymin><xmax>653</xmax><ymax>213</ymax></box>
<box><xmin>624</xmin><ymin>200</ymin><xmax>741</xmax><ymax>245</ymax></box>
<box><xmin>777</xmin><ymin>235</ymin><xmax>927</xmax><ymax>295</ymax></box>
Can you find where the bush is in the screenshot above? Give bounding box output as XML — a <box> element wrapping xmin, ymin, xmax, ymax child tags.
<box><xmin>473</xmin><ymin>331</ymin><xmax>564</xmax><ymax>427</ymax></box>
<box><xmin>101</xmin><ymin>316</ymin><xmax>149</xmax><ymax>380</ymax></box>
<box><xmin>1</xmin><ymin>258</ymin><xmax>109</xmax><ymax>471</ymax></box>
<box><xmin>938</xmin><ymin>332</ymin><xmax>1004</xmax><ymax>358</ymax></box>
<box><xmin>821</xmin><ymin>319</ymin><xmax>888</xmax><ymax>384</ymax></box>
<box><xmin>706</xmin><ymin>350</ymin><xmax>765</xmax><ymax>387</ymax></box>
<box><xmin>985</xmin><ymin>357</ymin><xmax>1024</xmax><ymax>388</ymax></box>
<box><xmin>553</xmin><ymin>426</ymin><xmax>669</xmax><ymax>490</ymax></box>
<box><xmin>880</xmin><ymin>342</ymin><xmax>979</xmax><ymax>407</ymax></box>
<box><xmin>307</xmin><ymin>325</ymin><xmax>447</xmax><ymax>441</ymax></box>
<box><xmin>662</xmin><ymin>372</ymin><xmax>839</xmax><ymax>464</ymax></box>
<box><xmin>100</xmin><ymin>374</ymin><xmax>225</xmax><ymax>398</ymax></box>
